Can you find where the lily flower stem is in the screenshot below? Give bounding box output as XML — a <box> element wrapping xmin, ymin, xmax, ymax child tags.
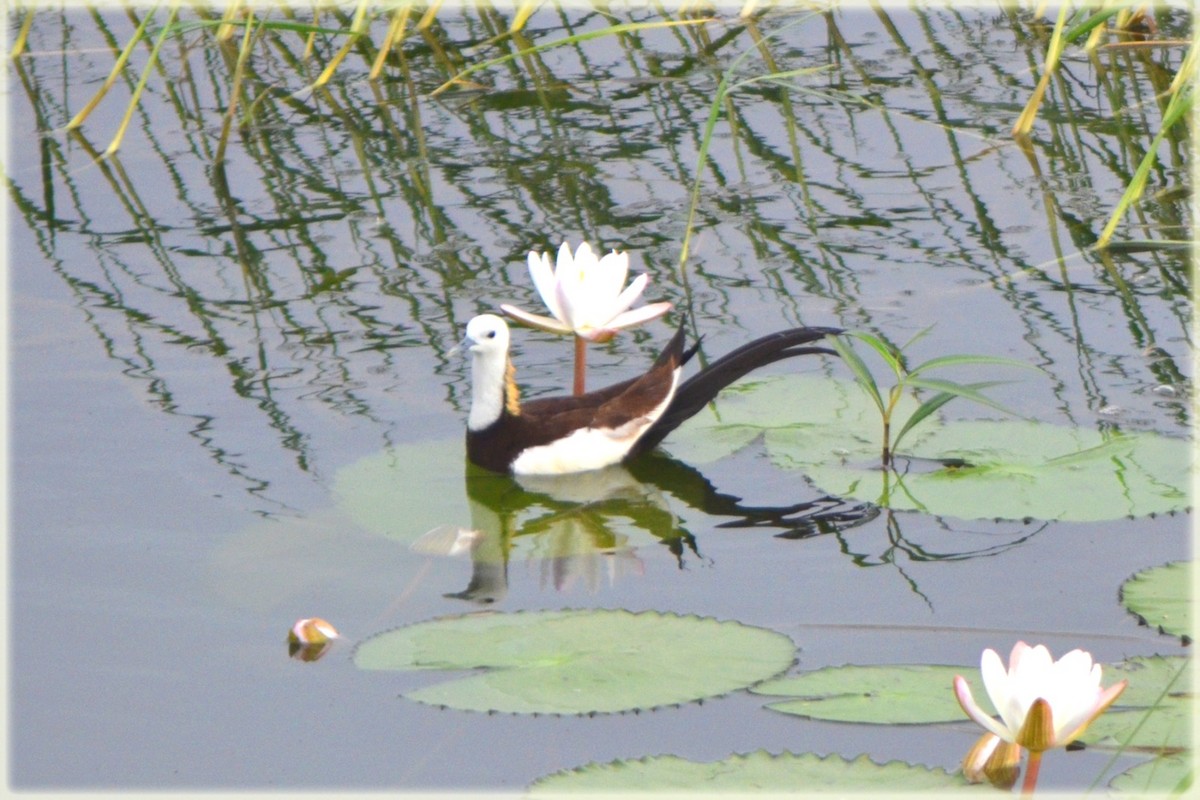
<box><xmin>1021</xmin><ymin>750</ymin><xmax>1043</xmax><ymax>797</ymax></box>
<box><xmin>573</xmin><ymin>335</ymin><xmax>587</xmax><ymax>395</ymax></box>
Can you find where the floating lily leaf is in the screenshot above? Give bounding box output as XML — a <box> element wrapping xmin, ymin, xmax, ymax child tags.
<box><xmin>1079</xmin><ymin>655</ymin><xmax>1192</xmax><ymax>753</ymax></box>
<box><xmin>354</xmin><ymin>609</ymin><xmax>796</xmax><ymax>715</ymax></box>
<box><xmin>800</xmin><ymin>420</ymin><xmax>1189</xmax><ymax>521</ymax></box>
<box><xmin>1121</xmin><ymin>562</ymin><xmax>1193</xmax><ymax>641</ymax></box>
<box><xmin>1105</xmin><ymin>655</ymin><xmax>1192</xmax><ymax>708</ymax></box>
<box><xmin>1078</xmin><ymin>698</ymin><xmax>1191</xmax><ymax>752</ymax></box>
<box><xmin>332</xmin><ymin>438</ymin><xmax>470</xmax><ymax>544</ymax></box>
<box><xmin>528</xmin><ymin>750</ymin><xmax>983</xmax><ymax>793</ymax></box>
<box><xmin>1109</xmin><ymin>755</ymin><xmax>1194</xmax><ymax>794</ymax></box>
<box><xmin>333</xmin><ymin>443</ymin><xmax>677</xmax><ymax>560</ymax></box>
<box><xmin>751</xmin><ymin>664</ymin><xmax>992</xmax><ymax>724</ymax></box>
<box><xmin>665</xmin><ymin>374</ymin><xmax>928</xmax><ymax>467</ymax></box>
<box><xmin>670</xmin><ymin>375</ymin><xmax>1190</xmax><ymax>521</ymax></box>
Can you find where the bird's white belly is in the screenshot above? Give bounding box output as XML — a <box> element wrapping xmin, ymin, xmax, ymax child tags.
<box><xmin>510</xmin><ymin>421</ymin><xmax>650</xmax><ymax>475</ymax></box>
<box><xmin>510</xmin><ymin>385</ymin><xmax>677</xmax><ymax>475</ymax></box>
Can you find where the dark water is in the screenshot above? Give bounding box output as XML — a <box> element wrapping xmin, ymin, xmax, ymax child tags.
<box><xmin>8</xmin><ymin>4</ymin><xmax>1191</xmax><ymax>791</ymax></box>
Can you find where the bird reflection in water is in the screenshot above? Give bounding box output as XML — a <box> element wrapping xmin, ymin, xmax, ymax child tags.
<box><xmin>411</xmin><ymin>452</ymin><xmax>877</xmax><ymax>604</ymax></box>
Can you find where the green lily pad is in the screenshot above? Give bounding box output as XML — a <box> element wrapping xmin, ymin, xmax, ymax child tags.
<box><xmin>666</xmin><ymin>374</ymin><xmax>927</xmax><ymax>467</ymax></box>
<box><xmin>528</xmin><ymin>750</ymin><xmax>983</xmax><ymax>792</ymax></box>
<box><xmin>1106</xmin><ymin>655</ymin><xmax>1192</xmax><ymax>708</ymax></box>
<box><xmin>1121</xmin><ymin>562</ymin><xmax>1193</xmax><ymax>641</ymax></box>
<box><xmin>751</xmin><ymin>664</ymin><xmax>993</xmax><ymax>724</ymax></box>
<box><xmin>332</xmin><ymin>438</ymin><xmax>470</xmax><ymax>544</ymax></box>
<box><xmin>354</xmin><ymin>609</ymin><xmax>796</xmax><ymax>714</ymax></box>
<box><xmin>1109</xmin><ymin>755</ymin><xmax>1194</xmax><ymax>793</ymax></box>
<box><xmin>333</xmin><ymin>442</ymin><xmax>683</xmax><ymax>560</ymax></box>
<box><xmin>670</xmin><ymin>374</ymin><xmax>1190</xmax><ymax>521</ymax></box>
<box><xmin>1078</xmin><ymin>698</ymin><xmax>1192</xmax><ymax>752</ymax></box>
<box><xmin>799</xmin><ymin>420</ymin><xmax>1189</xmax><ymax>522</ymax></box>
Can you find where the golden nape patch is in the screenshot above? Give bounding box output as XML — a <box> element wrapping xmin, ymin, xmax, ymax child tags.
<box><xmin>504</xmin><ymin>359</ymin><xmax>521</xmax><ymax>416</ymax></box>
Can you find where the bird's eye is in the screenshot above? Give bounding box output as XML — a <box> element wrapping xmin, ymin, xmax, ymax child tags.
<box><xmin>486</xmin><ymin>331</ymin><xmax>497</xmax><ymax>339</ymax></box>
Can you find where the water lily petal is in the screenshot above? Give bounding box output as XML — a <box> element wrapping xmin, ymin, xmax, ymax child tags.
<box><xmin>597</xmin><ymin>272</ymin><xmax>650</xmax><ymax>325</ymax></box>
<box><xmin>1015</xmin><ymin>697</ymin><xmax>1056</xmax><ymax>752</ymax></box>
<box><xmin>592</xmin><ymin>248</ymin><xmax>631</xmax><ymax>307</ymax></box>
<box><xmin>962</xmin><ymin>732</ymin><xmax>1020</xmax><ymax>789</ymax></box>
<box><xmin>576</xmin><ymin>303</ymin><xmax>672</xmax><ymax>342</ymax></box>
<box><xmin>954</xmin><ymin>674</ymin><xmax>1011</xmax><ymax>741</ymax></box>
<box><xmin>983</xmin><ymin>738</ymin><xmax>1022</xmax><ymax>790</ymax></box>
<box><xmin>555</xmin><ymin>242</ymin><xmax>601</xmax><ymax>328</ymax></box>
<box><xmin>1057</xmin><ymin>678</ymin><xmax>1128</xmax><ymax>745</ymax></box>
<box><xmin>1007</xmin><ymin>643</ymin><xmax>1055</xmax><ymax>729</ymax></box>
<box><xmin>980</xmin><ymin>647</ymin><xmax>1022</xmax><ymax>734</ymax></box>
<box><xmin>289</xmin><ymin>617</ymin><xmax>339</xmax><ymax>645</ymax></box>
<box><xmin>500</xmin><ymin>304</ymin><xmax>573</xmax><ymax>335</ymax></box>
<box><xmin>527</xmin><ymin>250</ymin><xmax>564</xmax><ymax>322</ymax></box>
<box><xmin>1045</xmin><ymin>651</ymin><xmax>1103</xmax><ymax>738</ymax></box>
<box><xmin>961</xmin><ymin>732</ymin><xmax>999</xmax><ymax>783</ymax></box>
<box><xmin>603</xmin><ymin>301</ymin><xmax>673</xmax><ymax>331</ymax></box>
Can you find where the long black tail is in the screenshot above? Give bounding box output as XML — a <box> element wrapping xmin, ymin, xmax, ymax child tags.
<box><xmin>632</xmin><ymin>325</ymin><xmax>841</xmax><ymax>457</ymax></box>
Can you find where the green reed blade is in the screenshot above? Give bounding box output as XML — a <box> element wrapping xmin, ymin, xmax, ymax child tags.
<box><xmin>828</xmin><ymin>335</ymin><xmax>885</xmax><ymax>415</ymax></box>
<box><xmin>215</xmin><ymin>6</ymin><xmax>256</xmax><ymax>165</ymax></box>
<box><xmin>103</xmin><ymin>3</ymin><xmax>179</xmax><ymax>158</ymax></box>
<box><xmin>842</xmin><ymin>330</ymin><xmax>905</xmax><ymax>382</ymax></box>
<box><xmin>370</xmin><ymin>3</ymin><xmax>414</xmax><ymax>81</ymax></box>
<box><xmin>1013</xmin><ymin>3</ymin><xmax>1071</xmax><ymax>137</ymax></box>
<box><xmin>907</xmin><ymin>354</ymin><xmax>1043</xmax><ymax>378</ymax></box>
<box><xmin>905</xmin><ymin>377</ymin><xmax>1019</xmax><ymax>416</ymax></box>
<box><xmin>1096</xmin><ymin>79</ymin><xmax>1194</xmax><ymax>249</ymax></box>
<box><xmin>430</xmin><ymin>18</ymin><xmax>712</xmax><ymax>97</ymax></box>
<box><xmin>66</xmin><ymin>3</ymin><xmax>159</xmax><ymax>130</ymax></box>
<box><xmin>11</xmin><ymin>6</ymin><xmax>35</xmax><ymax>58</ymax></box>
<box><xmin>890</xmin><ymin>379</ymin><xmax>1016</xmax><ymax>454</ymax></box>
<box><xmin>509</xmin><ymin>0</ymin><xmax>537</xmax><ymax>33</ymax></box>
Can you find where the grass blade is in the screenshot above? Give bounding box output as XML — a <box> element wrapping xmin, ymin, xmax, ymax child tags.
<box><xmin>66</xmin><ymin>4</ymin><xmax>159</xmax><ymax>131</ymax></box>
<box><xmin>828</xmin><ymin>335</ymin><xmax>885</xmax><ymax>414</ymax></box>
<box><xmin>1012</xmin><ymin>3</ymin><xmax>1071</xmax><ymax>137</ymax></box>
<box><xmin>842</xmin><ymin>330</ymin><xmax>905</xmax><ymax>381</ymax></box>
<box><xmin>907</xmin><ymin>353</ymin><xmax>1043</xmax><ymax>377</ymax></box>
<box><xmin>430</xmin><ymin>18</ymin><xmax>712</xmax><ymax>97</ymax></box>
<box><xmin>1096</xmin><ymin>68</ymin><xmax>1195</xmax><ymax>248</ymax></box>
<box><xmin>906</xmin><ymin>377</ymin><xmax>1019</xmax><ymax>416</ymax></box>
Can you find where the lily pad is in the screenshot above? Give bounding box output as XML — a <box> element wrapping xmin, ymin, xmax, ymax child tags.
<box><xmin>1109</xmin><ymin>755</ymin><xmax>1194</xmax><ymax>793</ymax></box>
<box><xmin>1105</xmin><ymin>655</ymin><xmax>1192</xmax><ymax>708</ymax></box>
<box><xmin>669</xmin><ymin>374</ymin><xmax>1190</xmax><ymax>521</ymax></box>
<box><xmin>1121</xmin><ymin>562</ymin><xmax>1193</xmax><ymax>641</ymax></box>
<box><xmin>751</xmin><ymin>664</ymin><xmax>993</xmax><ymax>724</ymax></box>
<box><xmin>333</xmin><ymin>443</ymin><xmax>682</xmax><ymax>561</ymax></box>
<box><xmin>665</xmin><ymin>373</ymin><xmax>926</xmax><ymax>467</ymax></box>
<box><xmin>528</xmin><ymin>750</ymin><xmax>983</xmax><ymax>792</ymax></box>
<box><xmin>354</xmin><ymin>609</ymin><xmax>796</xmax><ymax>714</ymax></box>
<box><xmin>332</xmin><ymin>438</ymin><xmax>470</xmax><ymax>545</ymax></box>
<box><xmin>1078</xmin><ymin>698</ymin><xmax>1192</xmax><ymax>752</ymax></box>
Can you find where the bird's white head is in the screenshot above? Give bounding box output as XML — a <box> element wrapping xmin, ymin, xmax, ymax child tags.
<box><xmin>464</xmin><ymin>314</ymin><xmax>515</xmax><ymax>431</ymax></box>
<box><xmin>465</xmin><ymin>313</ymin><xmax>511</xmax><ymax>357</ymax></box>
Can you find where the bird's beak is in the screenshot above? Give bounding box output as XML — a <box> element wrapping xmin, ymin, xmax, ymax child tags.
<box><xmin>448</xmin><ymin>335</ymin><xmax>473</xmax><ymax>359</ymax></box>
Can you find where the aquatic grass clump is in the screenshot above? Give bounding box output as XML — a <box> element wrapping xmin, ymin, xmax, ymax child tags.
<box><xmin>1010</xmin><ymin>4</ymin><xmax>1195</xmax><ymax>249</ymax></box>
<box><xmin>829</xmin><ymin>330</ymin><xmax>1039</xmax><ymax>468</ymax></box>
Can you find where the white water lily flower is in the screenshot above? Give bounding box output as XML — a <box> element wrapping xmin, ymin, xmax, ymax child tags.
<box><xmin>954</xmin><ymin>641</ymin><xmax>1127</xmax><ymax>753</ymax></box>
<box><xmin>501</xmin><ymin>241</ymin><xmax>671</xmax><ymax>342</ymax></box>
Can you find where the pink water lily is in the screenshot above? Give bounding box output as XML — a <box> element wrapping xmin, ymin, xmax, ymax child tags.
<box><xmin>501</xmin><ymin>241</ymin><xmax>671</xmax><ymax>343</ymax></box>
<box><xmin>954</xmin><ymin>642</ymin><xmax>1127</xmax><ymax>753</ymax></box>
